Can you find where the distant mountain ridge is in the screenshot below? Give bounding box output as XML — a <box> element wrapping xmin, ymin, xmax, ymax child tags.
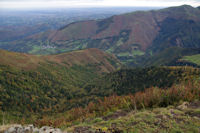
<box><xmin>28</xmin><ymin>5</ymin><xmax>200</xmax><ymax>50</ymax></box>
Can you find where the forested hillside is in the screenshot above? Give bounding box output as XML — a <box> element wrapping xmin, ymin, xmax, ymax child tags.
<box><xmin>0</xmin><ymin>57</ymin><xmax>199</xmax><ymax>125</ymax></box>
<box><xmin>0</xmin><ymin>48</ymin><xmax>121</xmax><ymax>117</ymax></box>
<box><xmin>84</xmin><ymin>66</ymin><xmax>200</xmax><ymax>96</ymax></box>
<box><xmin>34</xmin><ymin>80</ymin><xmax>200</xmax><ymax>132</ymax></box>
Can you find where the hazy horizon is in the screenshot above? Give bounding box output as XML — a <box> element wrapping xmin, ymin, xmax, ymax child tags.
<box><xmin>0</xmin><ymin>0</ymin><xmax>199</xmax><ymax>9</ymax></box>
<box><xmin>0</xmin><ymin>6</ymin><xmax>163</xmax><ymax>12</ymax></box>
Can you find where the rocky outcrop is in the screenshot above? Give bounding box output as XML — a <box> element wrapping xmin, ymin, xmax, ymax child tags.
<box><xmin>4</xmin><ymin>125</ymin><xmax>63</xmax><ymax>133</ymax></box>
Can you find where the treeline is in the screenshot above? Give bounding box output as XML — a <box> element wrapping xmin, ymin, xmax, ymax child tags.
<box><xmin>84</xmin><ymin>66</ymin><xmax>200</xmax><ymax>96</ymax></box>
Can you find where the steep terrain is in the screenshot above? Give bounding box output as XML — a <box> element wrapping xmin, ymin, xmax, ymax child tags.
<box><xmin>83</xmin><ymin>66</ymin><xmax>200</xmax><ymax>96</ymax></box>
<box><xmin>0</xmin><ymin>5</ymin><xmax>200</xmax><ymax>131</ymax></box>
<box><xmin>1</xmin><ymin>5</ymin><xmax>200</xmax><ymax>67</ymax></box>
<box><xmin>0</xmin><ymin>49</ymin><xmax>199</xmax><ymax>131</ymax></box>
<box><xmin>33</xmin><ymin>80</ymin><xmax>200</xmax><ymax>132</ymax></box>
<box><xmin>0</xmin><ymin>8</ymin><xmax>138</xmax><ymax>41</ymax></box>
<box><xmin>0</xmin><ymin>48</ymin><xmax>121</xmax><ymax>117</ymax></box>
<box><xmin>1</xmin><ymin>61</ymin><xmax>199</xmax><ymax>125</ymax></box>
<box><xmin>32</xmin><ymin>5</ymin><xmax>200</xmax><ymax>50</ymax></box>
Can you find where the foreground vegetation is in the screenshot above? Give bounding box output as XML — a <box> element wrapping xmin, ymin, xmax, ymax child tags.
<box><xmin>32</xmin><ymin>81</ymin><xmax>200</xmax><ymax>131</ymax></box>
<box><xmin>0</xmin><ymin>65</ymin><xmax>199</xmax><ymax>121</ymax></box>
<box><xmin>65</xmin><ymin>101</ymin><xmax>200</xmax><ymax>133</ymax></box>
<box><xmin>0</xmin><ymin>65</ymin><xmax>199</xmax><ymax>132</ymax></box>
<box><xmin>0</xmin><ymin>49</ymin><xmax>199</xmax><ymax>132</ymax></box>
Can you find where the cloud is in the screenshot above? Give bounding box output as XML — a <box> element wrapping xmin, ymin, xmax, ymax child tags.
<box><xmin>0</xmin><ymin>0</ymin><xmax>199</xmax><ymax>9</ymax></box>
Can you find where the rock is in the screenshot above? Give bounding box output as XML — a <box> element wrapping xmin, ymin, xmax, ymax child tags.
<box><xmin>39</xmin><ymin>126</ymin><xmax>63</xmax><ymax>133</ymax></box>
<box><xmin>177</xmin><ymin>102</ymin><xmax>189</xmax><ymax>110</ymax></box>
<box><xmin>54</xmin><ymin>128</ymin><xmax>62</xmax><ymax>133</ymax></box>
<box><xmin>6</xmin><ymin>127</ymin><xmax>16</xmax><ymax>133</ymax></box>
<box><xmin>74</xmin><ymin>126</ymin><xmax>91</xmax><ymax>133</ymax></box>
<box><xmin>33</xmin><ymin>127</ymin><xmax>40</xmax><ymax>133</ymax></box>
<box><xmin>25</xmin><ymin>126</ymin><xmax>33</xmax><ymax>133</ymax></box>
<box><xmin>4</xmin><ymin>125</ymin><xmax>64</xmax><ymax>133</ymax></box>
<box><xmin>16</xmin><ymin>125</ymin><xmax>23</xmax><ymax>133</ymax></box>
<box><xmin>40</xmin><ymin>126</ymin><xmax>50</xmax><ymax>132</ymax></box>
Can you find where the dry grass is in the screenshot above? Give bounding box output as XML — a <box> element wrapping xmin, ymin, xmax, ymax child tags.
<box><xmin>34</xmin><ymin>81</ymin><xmax>200</xmax><ymax>128</ymax></box>
<box><xmin>0</xmin><ymin>48</ymin><xmax>120</xmax><ymax>73</ymax></box>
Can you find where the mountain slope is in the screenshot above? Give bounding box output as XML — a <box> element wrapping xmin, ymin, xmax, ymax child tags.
<box><xmin>0</xmin><ymin>48</ymin><xmax>120</xmax><ymax>72</ymax></box>
<box><xmin>0</xmin><ymin>48</ymin><xmax>121</xmax><ymax>115</ymax></box>
<box><xmin>0</xmin><ymin>49</ymin><xmax>199</xmax><ymax>125</ymax></box>
<box><xmin>83</xmin><ymin>66</ymin><xmax>200</xmax><ymax>96</ymax></box>
<box><xmin>0</xmin><ymin>5</ymin><xmax>200</xmax><ymax>68</ymax></box>
<box><xmin>35</xmin><ymin>5</ymin><xmax>200</xmax><ymax>50</ymax></box>
<box><xmin>34</xmin><ymin>80</ymin><xmax>200</xmax><ymax>131</ymax></box>
<box><xmin>1</xmin><ymin>5</ymin><xmax>200</xmax><ymax>67</ymax></box>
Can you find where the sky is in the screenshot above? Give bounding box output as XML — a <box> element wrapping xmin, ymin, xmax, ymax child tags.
<box><xmin>0</xmin><ymin>0</ymin><xmax>199</xmax><ymax>9</ymax></box>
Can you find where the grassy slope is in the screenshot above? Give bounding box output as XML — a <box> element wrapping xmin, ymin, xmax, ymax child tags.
<box><xmin>182</xmin><ymin>54</ymin><xmax>200</xmax><ymax>65</ymax></box>
<box><xmin>0</xmin><ymin>48</ymin><xmax>120</xmax><ymax>72</ymax></box>
<box><xmin>1</xmin><ymin>101</ymin><xmax>199</xmax><ymax>133</ymax></box>
<box><xmin>66</xmin><ymin>101</ymin><xmax>200</xmax><ymax>133</ymax></box>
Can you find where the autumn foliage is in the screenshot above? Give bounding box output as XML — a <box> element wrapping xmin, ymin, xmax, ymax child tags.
<box><xmin>35</xmin><ymin>81</ymin><xmax>200</xmax><ymax>127</ymax></box>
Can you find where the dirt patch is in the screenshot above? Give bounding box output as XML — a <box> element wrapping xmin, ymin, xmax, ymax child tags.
<box><xmin>185</xmin><ymin>111</ymin><xmax>200</xmax><ymax>118</ymax></box>
<box><xmin>188</xmin><ymin>101</ymin><xmax>200</xmax><ymax>109</ymax></box>
<box><xmin>155</xmin><ymin>115</ymin><xmax>163</xmax><ymax>119</ymax></box>
<box><xmin>74</xmin><ymin>126</ymin><xmax>93</xmax><ymax>133</ymax></box>
<box><xmin>102</xmin><ymin>111</ymin><xmax>127</xmax><ymax>121</ymax></box>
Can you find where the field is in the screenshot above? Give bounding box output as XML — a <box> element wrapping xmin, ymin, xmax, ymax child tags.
<box><xmin>182</xmin><ymin>54</ymin><xmax>200</xmax><ymax>65</ymax></box>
